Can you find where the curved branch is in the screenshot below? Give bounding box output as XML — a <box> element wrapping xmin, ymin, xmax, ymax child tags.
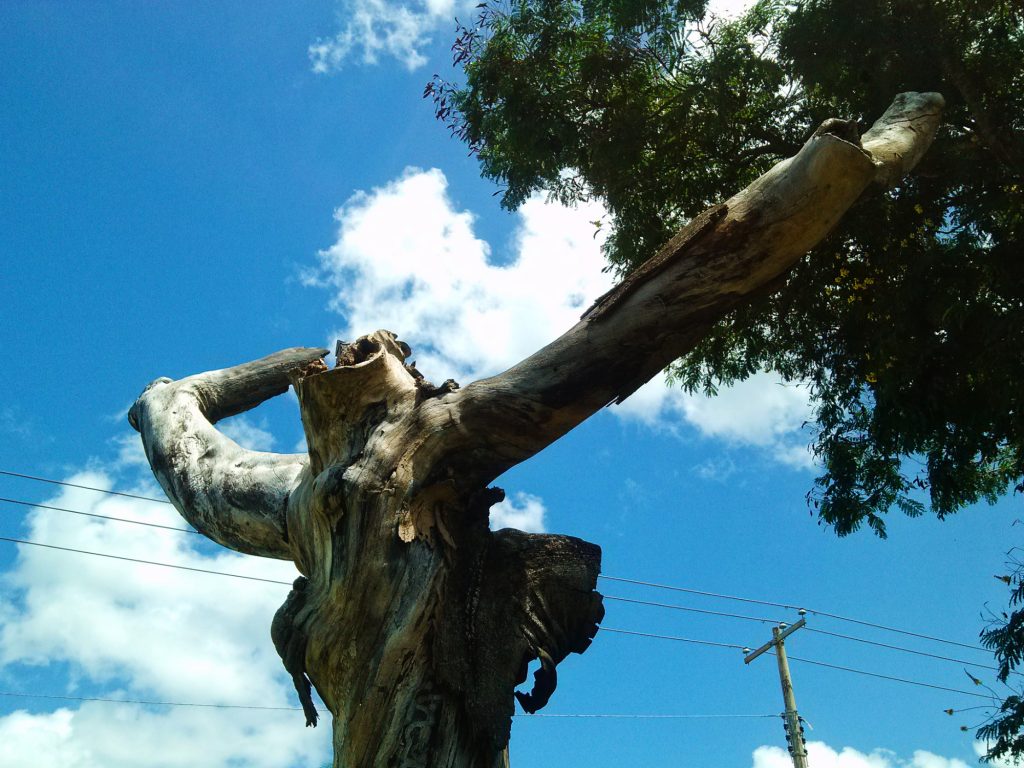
<box><xmin>430</xmin><ymin>92</ymin><xmax>945</xmax><ymax>487</ymax></box>
<box><xmin>128</xmin><ymin>347</ymin><xmax>328</xmax><ymax>558</ymax></box>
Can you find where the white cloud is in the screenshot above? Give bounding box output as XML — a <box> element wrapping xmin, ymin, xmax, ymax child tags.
<box><xmin>0</xmin><ymin>470</ymin><xmax>329</xmax><ymax>767</ymax></box>
<box><xmin>310</xmin><ymin>166</ymin><xmax>612</xmax><ymax>384</ymax></box>
<box><xmin>113</xmin><ymin>416</ymin><xmax>277</xmax><ymax>470</ymax></box>
<box><xmin>0</xmin><ymin>406</ymin><xmax>33</xmax><ymax>440</ymax></box>
<box><xmin>309</xmin><ymin>0</ymin><xmax>467</xmax><ymax>73</ymax></box>
<box><xmin>490</xmin><ymin>492</ymin><xmax>547</xmax><ymax>533</ymax></box>
<box><xmin>752</xmin><ymin>742</ymin><xmax>971</xmax><ymax>768</ymax></box>
<box><xmin>0</xmin><ymin>705</ymin><xmax>327</xmax><ymax>768</ymax></box>
<box><xmin>973</xmin><ymin>742</ymin><xmax>1017</xmax><ymax>767</ymax></box>
<box><xmin>310</xmin><ymin>166</ymin><xmax>815</xmax><ymax>470</ymax></box>
<box><xmin>111</xmin><ymin>432</ymin><xmax>149</xmax><ymax>469</ymax></box>
<box><xmin>614</xmin><ymin>372</ymin><xmax>815</xmax><ymax>469</ymax></box>
<box><xmin>219</xmin><ymin>415</ymin><xmax>277</xmax><ymax>452</ymax></box>
<box><xmin>693</xmin><ymin>455</ymin><xmax>738</xmax><ymax>482</ymax></box>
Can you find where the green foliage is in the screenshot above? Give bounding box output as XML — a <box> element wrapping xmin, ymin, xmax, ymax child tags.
<box><xmin>431</xmin><ymin>4</ymin><xmax>1024</xmax><ymax>756</ymax></box>
<box><xmin>427</xmin><ymin>0</ymin><xmax>796</xmax><ymax>268</ymax></box>
<box><xmin>981</xmin><ymin>552</ymin><xmax>1024</xmax><ymax>763</ymax></box>
<box><xmin>430</xmin><ymin>0</ymin><xmax>1024</xmax><ymax>538</ymax></box>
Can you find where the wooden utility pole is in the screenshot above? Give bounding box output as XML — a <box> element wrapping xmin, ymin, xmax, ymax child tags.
<box><xmin>744</xmin><ymin>617</ymin><xmax>810</xmax><ymax>768</ymax></box>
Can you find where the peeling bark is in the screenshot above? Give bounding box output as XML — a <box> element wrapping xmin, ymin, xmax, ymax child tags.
<box><xmin>130</xmin><ymin>93</ymin><xmax>943</xmax><ymax>767</ymax></box>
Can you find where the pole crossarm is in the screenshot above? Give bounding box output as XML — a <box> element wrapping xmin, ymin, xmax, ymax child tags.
<box><xmin>744</xmin><ymin>618</ymin><xmax>807</xmax><ymax>665</ymax></box>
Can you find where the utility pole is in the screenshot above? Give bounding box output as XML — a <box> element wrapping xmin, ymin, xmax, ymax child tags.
<box><xmin>744</xmin><ymin>617</ymin><xmax>810</xmax><ymax>768</ymax></box>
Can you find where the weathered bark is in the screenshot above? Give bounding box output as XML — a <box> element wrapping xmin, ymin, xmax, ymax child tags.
<box><xmin>129</xmin><ymin>92</ymin><xmax>943</xmax><ymax>767</ymax></box>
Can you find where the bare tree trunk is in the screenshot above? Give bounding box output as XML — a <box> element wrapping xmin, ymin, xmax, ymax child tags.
<box><xmin>129</xmin><ymin>93</ymin><xmax>944</xmax><ymax>768</ymax></box>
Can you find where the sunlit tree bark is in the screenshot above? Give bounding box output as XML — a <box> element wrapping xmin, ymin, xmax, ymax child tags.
<box><xmin>129</xmin><ymin>92</ymin><xmax>943</xmax><ymax>768</ymax></box>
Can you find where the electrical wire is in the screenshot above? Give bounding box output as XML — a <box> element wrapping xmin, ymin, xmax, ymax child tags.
<box><xmin>804</xmin><ymin>626</ymin><xmax>1016</xmax><ymax>676</ymax></box>
<box><xmin>519</xmin><ymin>713</ymin><xmax>781</xmax><ymax>719</ymax></box>
<box><xmin>0</xmin><ymin>691</ymin><xmax>301</xmax><ymax>711</ymax></box>
<box><xmin>0</xmin><ymin>470</ymin><xmax>999</xmax><ymax>655</ymax></box>
<box><xmin>0</xmin><ymin>470</ymin><xmax>1005</xmax><ymax>691</ymax></box>
<box><xmin>602</xmin><ymin>624</ymin><xmax>997</xmax><ymax>700</ymax></box>
<box><xmin>806</xmin><ymin>609</ymin><xmax>987</xmax><ymax>654</ymax></box>
<box><xmin>0</xmin><ymin>534</ymin><xmax>1005</xmax><ymax>705</ymax></box>
<box><xmin>607</xmin><ymin>589</ymin><xmax>1014</xmax><ymax>676</ymax></box>
<box><xmin>600</xmin><ymin>574</ymin><xmax>988</xmax><ymax>654</ymax></box>
<box><xmin>601</xmin><ymin>626</ymin><xmax>746</xmax><ymax>650</ymax></box>
<box><xmin>0</xmin><ymin>535</ymin><xmax>293</xmax><ymax>586</ymax></box>
<box><xmin>0</xmin><ymin>496</ymin><xmax>197</xmax><ymax>534</ymax></box>
<box><xmin>603</xmin><ymin>594</ymin><xmax>781</xmax><ymax>624</ymax></box>
<box><xmin>601</xmin><ymin>574</ymin><xmax>801</xmax><ymax>611</ymax></box>
<box><xmin>780</xmin><ymin>654</ymin><xmax>1000</xmax><ymax>701</ymax></box>
<box><xmin>0</xmin><ymin>691</ymin><xmax>780</xmax><ymax>720</ymax></box>
<box><xmin>0</xmin><ymin>470</ymin><xmax>170</xmax><ymax>504</ymax></box>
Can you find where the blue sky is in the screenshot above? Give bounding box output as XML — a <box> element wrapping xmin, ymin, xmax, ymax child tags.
<box><xmin>0</xmin><ymin>2</ymin><xmax>1019</xmax><ymax>767</ymax></box>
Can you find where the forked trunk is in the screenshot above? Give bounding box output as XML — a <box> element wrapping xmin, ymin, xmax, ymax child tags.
<box><xmin>284</xmin><ymin>336</ymin><xmax>603</xmax><ymax>767</ymax></box>
<box><xmin>128</xmin><ymin>92</ymin><xmax>944</xmax><ymax>768</ymax></box>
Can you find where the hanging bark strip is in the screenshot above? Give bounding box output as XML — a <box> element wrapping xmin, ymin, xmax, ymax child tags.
<box><xmin>129</xmin><ymin>92</ymin><xmax>944</xmax><ymax>768</ymax></box>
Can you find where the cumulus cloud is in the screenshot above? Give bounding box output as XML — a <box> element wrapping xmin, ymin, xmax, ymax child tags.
<box><xmin>614</xmin><ymin>372</ymin><xmax>816</xmax><ymax>469</ymax></box>
<box><xmin>973</xmin><ymin>743</ymin><xmax>1016</xmax><ymax>767</ymax></box>
<box><xmin>111</xmin><ymin>432</ymin><xmax>149</xmax><ymax>469</ymax></box>
<box><xmin>309</xmin><ymin>166</ymin><xmax>612</xmax><ymax>384</ymax></box>
<box><xmin>490</xmin><ymin>492</ymin><xmax>547</xmax><ymax>533</ymax></box>
<box><xmin>0</xmin><ymin>470</ymin><xmax>329</xmax><ymax>767</ymax></box>
<box><xmin>309</xmin><ymin>167</ymin><xmax>815</xmax><ymax>470</ymax></box>
<box><xmin>0</xmin><ymin>705</ymin><xmax>328</xmax><ymax>768</ymax></box>
<box><xmin>752</xmin><ymin>742</ymin><xmax>971</xmax><ymax>768</ymax></box>
<box><xmin>219</xmin><ymin>415</ymin><xmax>277</xmax><ymax>452</ymax></box>
<box><xmin>309</xmin><ymin>0</ymin><xmax>468</xmax><ymax>72</ymax></box>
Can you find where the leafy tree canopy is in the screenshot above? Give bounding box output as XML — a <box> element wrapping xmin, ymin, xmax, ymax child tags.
<box><xmin>429</xmin><ymin>0</ymin><xmax>1024</xmax><ymax>759</ymax></box>
<box><xmin>429</xmin><ymin>0</ymin><xmax>1024</xmax><ymax>539</ymax></box>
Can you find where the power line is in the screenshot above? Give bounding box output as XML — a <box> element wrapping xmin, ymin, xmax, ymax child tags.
<box><xmin>600</xmin><ymin>574</ymin><xmax>988</xmax><ymax>654</ymax></box>
<box><xmin>807</xmin><ymin>609</ymin><xmax>986</xmax><ymax>654</ymax></box>
<box><xmin>606</xmin><ymin>591</ymin><xmax>1012</xmax><ymax>677</ymax></box>
<box><xmin>782</xmin><ymin>654</ymin><xmax>1000</xmax><ymax>701</ymax></box>
<box><xmin>0</xmin><ymin>691</ymin><xmax>301</xmax><ymax>712</ymax></box>
<box><xmin>520</xmin><ymin>713</ymin><xmax>781</xmax><ymax>719</ymax></box>
<box><xmin>0</xmin><ymin>471</ymin><xmax>994</xmax><ymax>655</ymax></box>
<box><xmin>805</xmin><ymin>626</ymin><xmax>1016</xmax><ymax>676</ymax></box>
<box><xmin>0</xmin><ymin>496</ymin><xmax>197</xmax><ymax>534</ymax></box>
<box><xmin>0</xmin><ymin>536</ymin><xmax>293</xmax><ymax>586</ymax></box>
<box><xmin>601</xmin><ymin>574</ymin><xmax>803</xmax><ymax>611</ymax></box>
<box><xmin>0</xmin><ymin>691</ymin><xmax>779</xmax><ymax>720</ymax></box>
<box><xmin>0</xmin><ymin>470</ymin><xmax>170</xmax><ymax>504</ymax></box>
<box><xmin>0</xmin><ymin>536</ymin><xmax>1003</xmax><ymax>704</ymax></box>
<box><xmin>601</xmin><ymin>626</ymin><xmax>746</xmax><ymax>650</ymax></box>
<box><xmin>604</xmin><ymin>594</ymin><xmax>781</xmax><ymax>624</ymax></box>
<box><xmin>604</xmin><ymin>622</ymin><xmax>998</xmax><ymax>701</ymax></box>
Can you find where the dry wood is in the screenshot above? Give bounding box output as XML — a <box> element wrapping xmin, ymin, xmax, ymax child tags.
<box><xmin>129</xmin><ymin>92</ymin><xmax>944</xmax><ymax>767</ymax></box>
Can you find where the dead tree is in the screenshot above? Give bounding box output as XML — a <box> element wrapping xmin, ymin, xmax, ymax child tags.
<box><xmin>128</xmin><ymin>93</ymin><xmax>944</xmax><ymax>768</ymax></box>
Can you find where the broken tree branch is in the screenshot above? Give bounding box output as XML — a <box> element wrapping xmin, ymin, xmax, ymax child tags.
<box><xmin>425</xmin><ymin>91</ymin><xmax>945</xmax><ymax>489</ymax></box>
<box><xmin>128</xmin><ymin>346</ymin><xmax>328</xmax><ymax>558</ymax></box>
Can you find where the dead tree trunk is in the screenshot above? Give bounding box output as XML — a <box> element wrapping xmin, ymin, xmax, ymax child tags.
<box><xmin>128</xmin><ymin>93</ymin><xmax>944</xmax><ymax>768</ymax></box>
